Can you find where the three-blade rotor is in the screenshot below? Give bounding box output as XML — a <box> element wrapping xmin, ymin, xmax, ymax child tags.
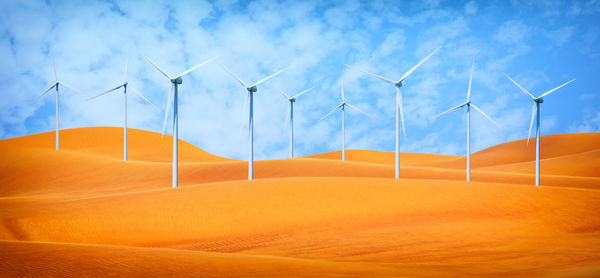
<box><xmin>141</xmin><ymin>54</ymin><xmax>219</xmax><ymax>138</ymax></box>
<box><xmin>87</xmin><ymin>58</ymin><xmax>157</xmax><ymax>111</ymax></box>
<box><xmin>431</xmin><ymin>62</ymin><xmax>497</xmax><ymax>127</ymax></box>
<box><xmin>33</xmin><ymin>56</ymin><xmax>87</xmax><ymax>102</ymax></box>
<box><xmin>320</xmin><ymin>77</ymin><xmax>368</xmax><ymax>121</ymax></box>
<box><xmin>344</xmin><ymin>46</ymin><xmax>442</xmax><ymax>140</ymax></box>
<box><xmin>504</xmin><ymin>73</ymin><xmax>575</xmax><ymax>144</ymax></box>
<box><xmin>221</xmin><ymin>64</ymin><xmax>289</xmax><ymax>91</ymax></box>
<box><xmin>280</xmin><ymin>87</ymin><xmax>314</xmax><ymax>128</ymax></box>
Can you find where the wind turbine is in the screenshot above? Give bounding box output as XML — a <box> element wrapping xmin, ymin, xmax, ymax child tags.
<box><xmin>504</xmin><ymin>73</ymin><xmax>575</xmax><ymax>186</ymax></box>
<box><xmin>345</xmin><ymin>46</ymin><xmax>441</xmax><ymax>179</ymax></box>
<box><xmin>320</xmin><ymin>77</ymin><xmax>368</xmax><ymax>161</ymax></box>
<box><xmin>279</xmin><ymin>86</ymin><xmax>314</xmax><ymax>158</ymax></box>
<box><xmin>220</xmin><ymin>64</ymin><xmax>288</xmax><ymax>180</ymax></box>
<box><xmin>33</xmin><ymin>55</ymin><xmax>87</xmax><ymax>150</ymax></box>
<box><xmin>88</xmin><ymin>58</ymin><xmax>158</xmax><ymax>161</ymax></box>
<box><xmin>141</xmin><ymin>54</ymin><xmax>219</xmax><ymax>188</ymax></box>
<box><xmin>430</xmin><ymin>62</ymin><xmax>498</xmax><ymax>182</ymax></box>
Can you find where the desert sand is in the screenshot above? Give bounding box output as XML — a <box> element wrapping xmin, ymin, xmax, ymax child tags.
<box><xmin>1</xmin><ymin>126</ymin><xmax>599</xmax><ymax>277</ymax></box>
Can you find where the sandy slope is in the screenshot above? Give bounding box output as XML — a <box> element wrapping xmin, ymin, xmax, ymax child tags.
<box><xmin>1</xmin><ymin>127</ymin><xmax>599</xmax><ymax>277</ymax></box>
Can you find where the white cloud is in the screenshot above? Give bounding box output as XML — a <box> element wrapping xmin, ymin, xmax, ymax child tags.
<box><xmin>494</xmin><ymin>20</ymin><xmax>530</xmax><ymax>45</ymax></box>
<box><xmin>545</xmin><ymin>26</ymin><xmax>575</xmax><ymax>47</ymax></box>
<box><xmin>464</xmin><ymin>1</ymin><xmax>477</xmax><ymax>15</ymax></box>
<box><xmin>568</xmin><ymin>111</ymin><xmax>600</xmax><ymax>132</ymax></box>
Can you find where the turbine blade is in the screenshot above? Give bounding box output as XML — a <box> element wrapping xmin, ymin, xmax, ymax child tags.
<box><xmin>346</xmin><ymin>102</ymin><xmax>369</xmax><ymax>117</ymax></box>
<box><xmin>220</xmin><ymin>64</ymin><xmax>248</xmax><ymax>88</ymax></box>
<box><xmin>33</xmin><ymin>83</ymin><xmax>57</xmax><ymax>102</ymax></box>
<box><xmin>398</xmin><ymin>46</ymin><xmax>442</xmax><ymax>83</ymax></box>
<box><xmin>430</xmin><ymin>102</ymin><xmax>467</xmax><ymax>120</ymax></box>
<box><xmin>279</xmin><ymin>90</ymin><xmax>291</xmax><ymax>100</ymax></box>
<box><xmin>320</xmin><ymin>103</ymin><xmax>343</xmax><ymax>121</ymax></box>
<box><xmin>52</xmin><ymin>55</ymin><xmax>58</xmax><ymax>81</ymax></box>
<box><xmin>251</xmin><ymin>66</ymin><xmax>288</xmax><ymax>87</ymax></box>
<box><xmin>471</xmin><ymin>103</ymin><xmax>499</xmax><ymax>127</ymax></box>
<box><xmin>87</xmin><ymin>84</ymin><xmax>124</xmax><ymax>101</ymax></box>
<box><xmin>344</xmin><ymin>64</ymin><xmax>395</xmax><ymax>84</ymax></box>
<box><xmin>341</xmin><ymin>77</ymin><xmax>345</xmax><ymax>101</ymax></box>
<box><xmin>129</xmin><ymin>85</ymin><xmax>159</xmax><ymax>111</ymax></box>
<box><xmin>124</xmin><ymin>56</ymin><xmax>129</xmax><ymax>82</ymax></box>
<box><xmin>292</xmin><ymin>86</ymin><xmax>314</xmax><ymax>99</ymax></box>
<box><xmin>161</xmin><ymin>85</ymin><xmax>174</xmax><ymax>138</ymax></box>
<box><xmin>397</xmin><ymin>87</ymin><xmax>406</xmax><ymax>139</ymax></box>
<box><xmin>527</xmin><ymin>102</ymin><xmax>536</xmax><ymax>145</ymax></box>
<box><xmin>467</xmin><ymin>62</ymin><xmax>474</xmax><ymax>101</ymax></box>
<box><xmin>504</xmin><ymin>73</ymin><xmax>535</xmax><ymax>99</ymax></box>
<box><xmin>539</xmin><ymin>78</ymin><xmax>575</xmax><ymax>98</ymax></box>
<box><xmin>140</xmin><ymin>53</ymin><xmax>172</xmax><ymax>80</ymax></box>
<box><xmin>59</xmin><ymin>82</ymin><xmax>87</xmax><ymax>95</ymax></box>
<box><xmin>174</xmin><ymin>55</ymin><xmax>220</xmax><ymax>79</ymax></box>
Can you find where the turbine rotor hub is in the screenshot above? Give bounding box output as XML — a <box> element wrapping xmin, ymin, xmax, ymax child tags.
<box><xmin>290</xmin><ymin>98</ymin><xmax>296</xmax><ymax>103</ymax></box>
<box><xmin>536</xmin><ymin>97</ymin><xmax>543</xmax><ymax>103</ymax></box>
<box><xmin>172</xmin><ymin>77</ymin><xmax>183</xmax><ymax>84</ymax></box>
<box><xmin>395</xmin><ymin>82</ymin><xmax>403</xmax><ymax>88</ymax></box>
<box><xmin>248</xmin><ymin>86</ymin><xmax>257</xmax><ymax>93</ymax></box>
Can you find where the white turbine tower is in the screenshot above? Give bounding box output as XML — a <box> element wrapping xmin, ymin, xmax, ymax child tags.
<box><xmin>430</xmin><ymin>63</ymin><xmax>498</xmax><ymax>182</ymax></box>
<box><xmin>220</xmin><ymin>64</ymin><xmax>288</xmax><ymax>180</ymax></box>
<box><xmin>345</xmin><ymin>46</ymin><xmax>441</xmax><ymax>178</ymax></box>
<box><xmin>88</xmin><ymin>58</ymin><xmax>158</xmax><ymax>160</ymax></box>
<box><xmin>279</xmin><ymin>86</ymin><xmax>314</xmax><ymax>158</ymax></box>
<box><xmin>320</xmin><ymin>77</ymin><xmax>368</xmax><ymax>161</ymax></box>
<box><xmin>142</xmin><ymin>54</ymin><xmax>219</xmax><ymax>188</ymax></box>
<box><xmin>504</xmin><ymin>73</ymin><xmax>575</xmax><ymax>186</ymax></box>
<box><xmin>33</xmin><ymin>56</ymin><xmax>87</xmax><ymax>150</ymax></box>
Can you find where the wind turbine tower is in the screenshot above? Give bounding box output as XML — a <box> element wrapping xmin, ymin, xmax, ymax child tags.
<box><xmin>430</xmin><ymin>62</ymin><xmax>498</xmax><ymax>181</ymax></box>
<box><xmin>504</xmin><ymin>73</ymin><xmax>575</xmax><ymax>186</ymax></box>
<box><xmin>88</xmin><ymin>57</ymin><xmax>157</xmax><ymax>160</ymax></box>
<box><xmin>345</xmin><ymin>46</ymin><xmax>441</xmax><ymax>178</ymax></box>
<box><xmin>33</xmin><ymin>56</ymin><xmax>87</xmax><ymax>150</ymax></box>
<box><xmin>221</xmin><ymin>64</ymin><xmax>288</xmax><ymax>180</ymax></box>
<box><xmin>320</xmin><ymin>77</ymin><xmax>368</xmax><ymax>160</ymax></box>
<box><xmin>279</xmin><ymin>86</ymin><xmax>313</xmax><ymax>158</ymax></box>
<box><xmin>142</xmin><ymin>54</ymin><xmax>219</xmax><ymax>188</ymax></box>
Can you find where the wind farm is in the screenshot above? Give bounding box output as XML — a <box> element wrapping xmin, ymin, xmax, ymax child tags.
<box><xmin>2</xmin><ymin>1</ymin><xmax>600</xmax><ymax>277</ymax></box>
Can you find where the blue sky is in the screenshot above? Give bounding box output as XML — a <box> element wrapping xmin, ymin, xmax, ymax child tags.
<box><xmin>1</xmin><ymin>0</ymin><xmax>599</xmax><ymax>160</ymax></box>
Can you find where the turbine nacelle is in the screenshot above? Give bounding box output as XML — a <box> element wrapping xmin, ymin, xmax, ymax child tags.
<box><xmin>247</xmin><ymin>86</ymin><xmax>257</xmax><ymax>93</ymax></box>
<box><xmin>171</xmin><ymin>77</ymin><xmax>183</xmax><ymax>84</ymax></box>
<box><xmin>394</xmin><ymin>82</ymin><xmax>403</xmax><ymax>88</ymax></box>
<box><xmin>535</xmin><ymin>97</ymin><xmax>543</xmax><ymax>103</ymax></box>
<box><xmin>289</xmin><ymin>98</ymin><xmax>296</xmax><ymax>103</ymax></box>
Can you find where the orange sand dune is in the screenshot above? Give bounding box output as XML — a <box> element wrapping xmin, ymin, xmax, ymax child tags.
<box><xmin>1</xmin><ymin>127</ymin><xmax>599</xmax><ymax>277</ymax></box>
<box><xmin>418</xmin><ymin>133</ymin><xmax>600</xmax><ymax>170</ymax></box>
<box><xmin>0</xmin><ymin>240</ymin><xmax>408</xmax><ymax>277</ymax></box>
<box><xmin>2</xmin><ymin>128</ymin><xmax>598</xmax><ymax>199</ymax></box>
<box><xmin>0</xmin><ymin>126</ymin><xmax>234</xmax><ymax>162</ymax></box>
<box><xmin>304</xmin><ymin>149</ymin><xmax>460</xmax><ymax>165</ymax></box>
